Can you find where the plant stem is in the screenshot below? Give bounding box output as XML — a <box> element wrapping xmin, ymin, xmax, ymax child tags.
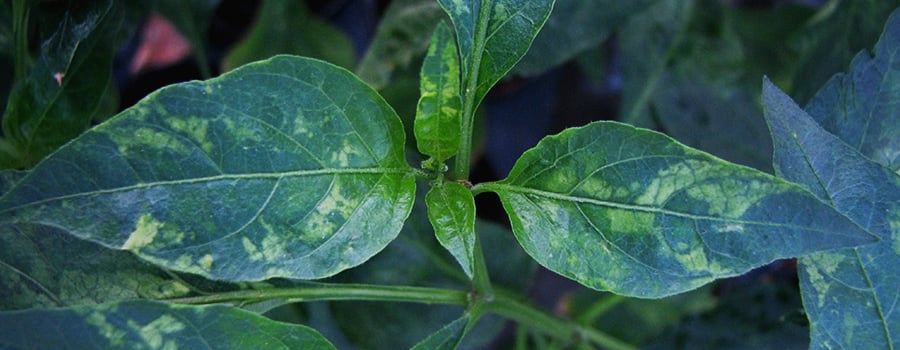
<box><xmin>487</xmin><ymin>292</ymin><xmax>638</xmax><ymax>350</ymax></box>
<box><xmin>453</xmin><ymin>0</ymin><xmax>493</xmax><ymax>181</ymax></box>
<box><xmin>13</xmin><ymin>0</ymin><xmax>30</xmax><ymax>81</ymax></box>
<box><xmin>471</xmin><ymin>231</ymin><xmax>494</xmax><ymax>298</ymax></box>
<box><xmin>575</xmin><ymin>294</ymin><xmax>626</xmax><ymax>324</ymax></box>
<box><xmin>165</xmin><ymin>283</ymin><xmax>468</xmax><ymax>306</ymax></box>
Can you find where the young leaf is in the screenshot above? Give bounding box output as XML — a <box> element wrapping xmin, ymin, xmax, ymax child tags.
<box><xmin>0</xmin><ymin>300</ymin><xmax>336</xmax><ymax>349</ymax></box>
<box><xmin>1</xmin><ymin>0</ymin><xmax>129</xmax><ymax>168</ymax></box>
<box><xmin>411</xmin><ymin>313</ymin><xmax>473</xmax><ymax>350</ymax></box>
<box><xmin>482</xmin><ymin>121</ymin><xmax>877</xmax><ymax>298</ymax></box>
<box><xmin>154</xmin><ymin>0</ymin><xmax>221</xmax><ymax>78</ymax></box>
<box><xmin>763</xmin><ymin>79</ymin><xmax>900</xmax><ymax>348</ymax></box>
<box><xmin>436</xmin><ymin>0</ymin><xmax>555</xmax><ymax>109</ymax></box>
<box><xmin>0</xmin><ymin>55</ymin><xmax>416</xmax><ymax>282</ymax></box>
<box><xmin>415</xmin><ymin>22</ymin><xmax>463</xmax><ymax>163</ymax></box>
<box><xmin>425</xmin><ymin>181</ymin><xmax>476</xmax><ymax>278</ymax></box>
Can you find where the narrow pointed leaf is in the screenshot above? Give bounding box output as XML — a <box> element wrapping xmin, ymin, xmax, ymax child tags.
<box><xmin>425</xmin><ymin>181</ymin><xmax>476</xmax><ymax>278</ymax></box>
<box><xmin>436</xmin><ymin>0</ymin><xmax>555</xmax><ymax>109</ymax></box>
<box><xmin>805</xmin><ymin>9</ymin><xmax>900</xmax><ymax>173</ymax></box>
<box><xmin>0</xmin><ymin>300</ymin><xmax>336</xmax><ymax>349</ymax></box>
<box><xmin>764</xmin><ymin>78</ymin><xmax>900</xmax><ymax>347</ymax></box>
<box><xmin>0</xmin><ymin>55</ymin><xmax>415</xmax><ymax>281</ymax></box>
<box><xmin>415</xmin><ymin>22</ymin><xmax>463</xmax><ymax>163</ymax></box>
<box><xmin>484</xmin><ymin>121</ymin><xmax>876</xmax><ymax>298</ymax></box>
<box><xmin>411</xmin><ymin>313</ymin><xmax>472</xmax><ymax>350</ymax></box>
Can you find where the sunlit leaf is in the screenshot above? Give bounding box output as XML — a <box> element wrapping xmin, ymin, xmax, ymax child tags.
<box><xmin>436</xmin><ymin>0</ymin><xmax>555</xmax><ymax>109</ymax></box>
<box><xmin>764</xmin><ymin>76</ymin><xmax>900</xmax><ymax>348</ymax></box>
<box><xmin>0</xmin><ymin>300</ymin><xmax>336</xmax><ymax>349</ymax></box>
<box><xmin>426</xmin><ymin>181</ymin><xmax>476</xmax><ymax>278</ymax></box>
<box><xmin>415</xmin><ymin>22</ymin><xmax>463</xmax><ymax>163</ymax></box>
<box><xmin>0</xmin><ymin>55</ymin><xmax>415</xmax><ymax>281</ymax></box>
<box><xmin>483</xmin><ymin>121</ymin><xmax>876</xmax><ymax>298</ymax></box>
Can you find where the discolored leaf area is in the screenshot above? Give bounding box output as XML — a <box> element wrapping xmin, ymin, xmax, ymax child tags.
<box><xmin>1</xmin><ymin>0</ymin><xmax>130</xmax><ymax>168</ymax></box>
<box><xmin>483</xmin><ymin>121</ymin><xmax>877</xmax><ymax>298</ymax></box>
<box><xmin>0</xmin><ymin>300</ymin><xmax>336</xmax><ymax>349</ymax></box>
<box><xmin>222</xmin><ymin>0</ymin><xmax>355</xmax><ymax>72</ymax></box>
<box><xmin>411</xmin><ymin>313</ymin><xmax>473</xmax><ymax>350</ymax></box>
<box><xmin>425</xmin><ymin>181</ymin><xmax>476</xmax><ymax>278</ymax></box>
<box><xmin>0</xmin><ymin>55</ymin><xmax>415</xmax><ymax>282</ymax></box>
<box><xmin>436</xmin><ymin>0</ymin><xmax>555</xmax><ymax>109</ymax></box>
<box><xmin>415</xmin><ymin>22</ymin><xmax>463</xmax><ymax>163</ymax></box>
<box><xmin>764</xmin><ymin>77</ymin><xmax>900</xmax><ymax>347</ymax></box>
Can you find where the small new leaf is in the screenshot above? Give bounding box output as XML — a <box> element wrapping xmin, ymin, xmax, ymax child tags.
<box><xmin>415</xmin><ymin>22</ymin><xmax>463</xmax><ymax>163</ymax></box>
<box><xmin>426</xmin><ymin>181</ymin><xmax>477</xmax><ymax>279</ymax></box>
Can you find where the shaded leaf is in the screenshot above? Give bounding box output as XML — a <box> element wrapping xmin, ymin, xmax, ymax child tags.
<box><xmin>223</xmin><ymin>0</ymin><xmax>355</xmax><ymax>71</ymax></box>
<box><xmin>436</xmin><ymin>0</ymin><xmax>555</xmax><ymax>109</ymax></box>
<box><xmin>763</xmin><ymin>78</ymin><xmax>900</xmax><ymax>349</ymax></box>
<box><xmin>154</xmin><ymin>0</ymin><xmax>221</xmax><ymax>78</ymax></box>
<box><xmin>356</xmin><ymin>0</ymin><xmax>445</xmax><ymax>89</ymax></box>
<box><xmin>512</xmin><ymin>0</ymin><xmax>658</xmax><ymax>77</ymax></box>
<box><xmin>0</xmin><ymin>55</ymin><xmax>415</xmax><ymax>281</ymax></box>
<box><xmin>483</xmin><ymin>121</ymin><xmax>876</xmax><ymax>298</ymax></box>
<box><xmin>1</xmin><ymin>0</ymin><xmax>130</xmax><ymax>168</ymax></box>
<box><xmin>805</xmin><ymin>9</ymin><xmax>900</xmax><ymax>173</ymax></box>
<box><xmin>411</xmin><ymin>313</ymin><xmax>472</xmax><ymax>350</ymax></box>
<box><xmin>415</xmin><ymin>22</ymin><xmax>463</xmax><ymax>163</ymax></box>
<box><xmin>426</xmin><ymin>181</ymin><xmax>476</xmax><ymax>278</ymax></box>
<box><xmin>0</xmin><ymin>300</ymin><xmax>336</xmax><ymax>349</ymax></box>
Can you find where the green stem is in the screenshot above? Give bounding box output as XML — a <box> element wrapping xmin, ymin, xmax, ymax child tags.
<box><xmin>165</xmin><ymin>283</ymin><xmax>468</xmax><ymax>306</ymax></box>
<box><xmin>575</xmin><ymin>294</ymin><xmax>626</xmax><ymax>324</ymax></box>
<box><xmin>471</xmin><ymin>231</ymin><xmax>494</xmax><ymax>298</ymax></box>
<box><xmin>453</xmin><ymin>0</ymin><xmax>493</xmax><ymax>181</ymax></box>
<box><xmin>13</xmin><ymin>0</ymin><xmax>30</xmax><ymax>81</ymax></box>
<box><xmin>487</xmin><ymin>292</ymin><xmax>637</xmax><ymax>350</ymax></box>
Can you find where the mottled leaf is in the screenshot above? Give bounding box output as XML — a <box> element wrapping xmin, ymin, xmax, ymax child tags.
<box><xmin>223</xmin><ymin>0</ymin><xmax>355</xmax><ymax>71</ymax></box>
<box><xmin>805</xmin><ymin>9</ymin><xmax>900</xmax><ymax>173</ymax></box>
<box><xmin>154</xmin><ymin>0</ymin><xmax>220</xmax><ymax>78</ymax></box>
<box><xmin>411</xmin><ymin>313</ymin><xmax>472</xmax><ymax>350</ymax></box>
<box><xmin>763</xmin><ymin>78</ymin><xmax>900</xmax><ymax>349</ymax></box>
<box><xmin>415</xmin><ymin>22</ymin><xmax>463</xmax><ymax>163</ymax></box>
<box><xmin>426</xmin><ymin>181</ymin><xmax>476</xmax><ymax>278</ymax></box>
<box><xmin>0</xmin><ymin>55</ymin><xmax>415</xmax><ymax>281</ymax></box>
<box><xmin>1</xmin><ymin>0</ymin><xmax>129</xmax><ymax>168</ymax></box>
<box><xmin>0</xmin><ymin>300</ymin><xmax>336</xmax><ymax>349</ymax></box>
<box><xmin>512</xmin><ymin>0</ymin><xmax>657</xmax><ymax>77</ymax></box>
<box><xmin>0</xmin><ymin>222</ymin><xmax>191</xmax><ymax>310</ymax></box>
<box><xmin>483</xmin><ymin>121</ymin><xmax>877</xmax><ymax>298</ymax></box>
<box><xmin>436</xmin><ymin>0</ymin><xmax>555</xmax><ymax>109</ymax></box>
<box><xmin>356</xmin><ymin>0</ymin><xmax>445</xmax><ymax>89</ymax></box>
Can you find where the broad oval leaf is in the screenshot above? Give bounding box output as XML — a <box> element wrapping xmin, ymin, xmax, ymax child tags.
<box><xmin>0</xmin><ymin>55</ymin><xmax>416</xmax><ymax>281</ymax></box>
<box><xmin>0</xmin><ymin>300</ymin><xmax>336</xmax><ymax>349</ymax></box>
<box><xmin>483</xmin><ymin>121</ymin><xmax>876</xmax><ymax>298</ymax></box>
<box><xmin>415</xmin><ymin>22</ymin><xmax>463</xmax><ymax>163</ymax></box>
<box><xmin>764</xmin><ymin>76</ymin><xmax>900</xmax><ymax>347</ymax></box>
<box><xmin>436</xmin><ymin>0</ymin><xmax>555</xmax><ymax>109</ymax></box>
<box><xmin>425</xmin><ymin>181</ymin><xmax>476</xmax><ymax>278</ymax></box>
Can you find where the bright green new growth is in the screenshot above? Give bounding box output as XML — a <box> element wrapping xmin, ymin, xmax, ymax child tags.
<box><xmin>425</xmin><ymin>181</ymin><xmax>477</xmax><ymax>278</ymax></box>
<box><xmin>415</xmin><ymin>22</ymin><xmax>463</xmax><ymax>165</ymax></box>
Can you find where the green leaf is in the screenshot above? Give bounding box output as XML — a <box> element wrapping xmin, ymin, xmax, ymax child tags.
<box><xmin>154</xmin><ymin>0</ymin><xmax>220</xmax><ymax>78</ymax></box>
<box><xmin>482</xmin><ymin>121</ymin><xmax>877</xmax><ymax>298</ymax></box>
<box><xmin>222</xmin><ymin>0</ymin><xmax>355</xmax><ymax>71</ymax></box>
<box><xmin>0</xmin><ymin>55</ymin><xmax>416</xmax><ymax>281</ymax></box>
<box><xmin>763</xmin><ymin>78</ymin><xmax>900</xmax><ymax>348</ymax></box>
<box><xmin>415</xmin><ymin>22</ymin><xmax>463</xmax><ymax>163</ymax></box>
<box><xmin>436</xmin><ymin>0</ymin><xmax>555</xmax><ymax>109</ymax></box>
<box><xmin>805</xmin><ymin>9</ymin><xmax>900</xmax><ymax>174</ymax></box>
<box><xmin>411</xmin><ymin>313</ymin><xmax>473</xmax><ymax>350</ymax></box>
<box><xmin>356</xmin><ymin>0</ymin><xmax>445</xmax><ymax>89</ymax></box>
<box><xmin>0</xmin><ymin>222</ymin><xmax>192</xmax><ymax>310</ymax></box>
<box><xmin>425</xmin><ymin>181</ymin><xmax>476</xmax><ymax>278</ymax></box>
<box><xmin>1</xmin><ymin>0</ymin><xmax>129</xmax><ymax>168</ymax></box>
<box><xmin>512</xmin><ymin>0</ymin><xmax>657</xmax><ymax>77</ymax></box>
<box><xmin>0</xmin><ymin>300</ymin><xmax>336</xmax><ymax>349</ymax></box>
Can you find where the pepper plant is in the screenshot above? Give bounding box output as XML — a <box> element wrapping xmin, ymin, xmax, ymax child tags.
<box><xmin>1</xmin><ymin>0</ymin><xmax>898</xmax><ymax>349</ymax></box>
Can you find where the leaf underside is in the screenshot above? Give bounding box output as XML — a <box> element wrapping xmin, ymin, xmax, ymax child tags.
<box><xmin>0</xmin><ymin>55</ymin><xmax>415</xmax><ymax>282</ymax></box>
<box><xmin>489</xmin><ymin>121</ymin><xmax>876</xmax><ymax>298</ymax></box>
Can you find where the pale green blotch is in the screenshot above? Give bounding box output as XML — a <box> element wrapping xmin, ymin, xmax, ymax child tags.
<box><xmin>222</xmin><ymin>117</ymin><xmax>262</xmax><ymax>143</ymax></box>
<box><xmin>575</xmin><ymin>177</ymin><xmax>630</xmax><ymax>200</ymax></box>
<box><xmin>123</xmin><ymin>214</ymin><xmax>162</xmax><ymax>251</ymax></box>
<box><xmin>132</xmin><ymin>314</ymin><xmax>185</xmax><ymax>350</ymax></box>
<box><xmin>685</xmin><ymin>177</ymin><xmax>787</xmax><ymax>218</ymax></box>
<box><xmin>328</xmin><ymin>140</ymin><xmax>369</xmax><ymax>167</ymax></box>
<box><xmin>242</xmin><ymin>236</ymin><xmax>265</xmax><ymax>261</ymax></box>
<box><xmin>107</xmin><ymin>126</ymin><xmax>192</xmax><ymax>155</ymax></box>
<box><xmin>635</xmin><ymin>160</ymin><xmax>712</xmax><ymax>206</ymax></box>
<box><xmin>889</xmin><ymin>206</ymin><xmax>900</xmax><ymax>254</ymax></box>
<box><xmin>608</xmin><ymin>209</ymin><xmax>654</xmax><ymax>235</ymax></box>
<box><xmin>299</xmin><ymin>181</ymin><xmax>359</xmax><ymax>243</ymax></box>
<box><xmin>85</xmin><ymin>310</ymin><xmax>127</xmax><ymax>346</ymax></box>
<box><xmin>166</xmin><ymin>116</ymin><xmax>213</xmax><ymax>154</ymax></box>
<box><xmin>199</xmin><ymin>254</ymin><xmax>214</xmax><ymax>270</ymax></box>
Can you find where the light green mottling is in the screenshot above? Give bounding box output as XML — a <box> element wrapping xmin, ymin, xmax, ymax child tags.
<box><xmin>328</xmin><ymin>140</ymin><xmax>368</xmax><ymax>167</ymax></box>
<box><xmin>816</xmin><ymin>251</ymin><xmax>847</xmax><ymax>275</ymax></box>
<box><xmin>166</xmin><ymin>116</ymin><xmax>213</xmax><ymax>154</ymax></box>
<box><xmin>222</xmin><ymin>117</ymin><xmax>262</xmax><ymax>142</ymax></box>
<box><xmin>123</xmin><ymin>214</ymin><xmax>162</xmax><ymax>250</ymax></box>
<box><xmin>199</xmin><ymin>254</ymin><xmax>214</xmax><ymax>269</ymax></box>
<box><xmin>85</xmin><ymin>311</ymin><xmax>126</xmax><ymax>346</ymax></box>
<box><xmin>108</xmin><ymin>127</ymin><xmax>191</xmax><ymax>155</ymax></box>
<box><xmin>890</xmin><ymin>207</ymin><xmax>900</xmax><ymax>254</ymax></box>
<box><xmin>299</xmin><ymin>182</ymin><xmax>359</xmax><ymax>242</ymax></box>
<box><xmin>685</xmin><ymin>178</ymin><xmax>787</xmax><ymax>217</ymax></box>
<box><xmin>804</xmin><ymin>261</ymin><xmax>829</xmax><ymax>307</ymax></box>
<box><xmin>672</xmin><ymin>244</ymin><xmax>709</xmax><ymax>272</ymax></box>
<box><xmin>635</xmin><ymin>160</ymin><xmax>710</xmax><ymax>206</ymax></box>
<box><xmin>576</xmin><ymin>177</ymin><xmax>630</xmax><ymax>200</ymax></box>
<box><xmin>608</xmin><ymin>209</ymin><xmax>654</xmax><ymax>234</ymax></box>
<box><xmin>260</xmin><ymin>234</ymin><xmax>289</xmax><ymax>261</ymax></box>
<box><xmin>243</xmin><ymin>237</ymin><xmax>265</xmax><ymax>261</ymax></box>
<box><xmin>134</xmin><ymin>315</ymin><xmax>185</xmax><ymax>350</ymax></box>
